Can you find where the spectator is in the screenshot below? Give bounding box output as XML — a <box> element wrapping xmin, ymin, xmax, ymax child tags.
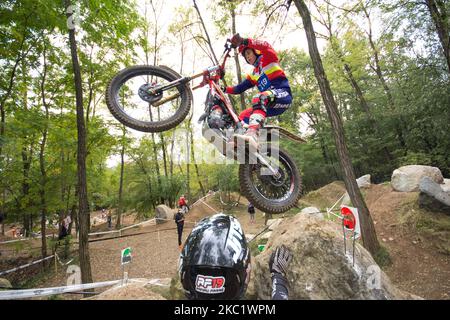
<box><xmin>178</xmin><ymin>195</ymin><xmax>188</xmax><ymax>215</ymax></box>
<box><xmin>248</xmin><ymin>203</ymin><xmax>256</xmax><ymax>224</ymax></box>
<box><xmin>58</xmin><ymin>217</ymin><xmax>68</xmax><ymax>240</ymax></box>
<box><xmin>64</xmin><ymin>215</ymin><xmax>71</xmax><ymax>234</ymax></box>
<box><xmin>175</xmin><ymin>209</ymin><xmax>185</xmax><ymax>250</ymax></box>
<box><xmin>107</xmin><ymin>209</ymin><xmax>112</xmax><ymax>229</ymax></box>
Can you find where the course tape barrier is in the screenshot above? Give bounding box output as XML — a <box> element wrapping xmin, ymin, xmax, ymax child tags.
<box><xmin>0</xmin><ymin>255</ymin><xmax>55</xmax><ymax>277</ymax></box>
<box><xmin>0</xmin><ymin>279</ymin><xmax>121</xmax><ymax>300</ymax></box>
<box><xmin>0</xmin><ymin>252</ymin><xmax>76</xmax><ymax>277</ymax></box>
<box><xmin>1</xmin><ymin>192</ymin><xmax>217</xmax><ymax>245</ymax></box>
<box><xmin>0</xmin><ymin>234</ymin><xmax>55</xmax><ymax>245</ymax></box>
<box><xmin>88</xmin><ymin>218</ymin><xmax>157</xmax><ymax>237</ymax></box>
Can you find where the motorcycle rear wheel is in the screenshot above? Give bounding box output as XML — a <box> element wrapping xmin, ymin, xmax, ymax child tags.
<box><xmin>239</xmin><ymin>146</ymin><xmax>302</xmax><ymax>214</ymax></box>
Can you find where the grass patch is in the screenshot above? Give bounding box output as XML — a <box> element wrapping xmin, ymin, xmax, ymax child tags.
<box><xmin>299</xmin><ymin>181</ymin><xmax>346</xmax><ymax>211</ymax></box>
<box><xmin>373</xmin><ymin>245</ymin><xmax>392</xmax><ymax>268</ymax></box>
<box><xmin>249</xmin><ymin>237</ymin><xmax>268</xmax><ymax>257</ymax></box>
<box><xmin>398</xmin><ymin>194</ymin><xmax>450</xmax><ymax>255</ymax></box>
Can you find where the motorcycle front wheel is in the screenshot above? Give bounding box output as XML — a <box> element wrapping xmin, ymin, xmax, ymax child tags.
<box><xmin>105</xmin><ymin>65</ymin><xmax>192</xmax><ymax>132</ymax></box>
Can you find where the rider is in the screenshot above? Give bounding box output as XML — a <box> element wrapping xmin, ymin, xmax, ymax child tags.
<box><xmin>225</xmin><ymin>33</ymin><xmax>293</xmax><ymax>149</ymax></box>
<box><xmin>178</xmin><ymin>213</ymin><xmax>292</xmax><ymax>300</ymax></box>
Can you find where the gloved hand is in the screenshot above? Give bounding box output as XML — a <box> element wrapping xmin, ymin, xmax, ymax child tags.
<box><xmin>220</xmin><ymin>85</ymin><xmax>228</xmax><ymax>93</ymax></box>
<box><xmin>230</xmin><ymin>33</ymin><xmax>244</xmax><ymax>48</ymax></box>
<box><xmin>269</xmin><ymin>245</ymin><xmax>292</xmax><ymax>277</ymax></box>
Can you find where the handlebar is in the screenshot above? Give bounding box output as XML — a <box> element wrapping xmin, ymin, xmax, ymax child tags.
<box><xmin>224</xmin><ymin>39</ymin><xmax>234</xmax><ymax>53</ymax></box>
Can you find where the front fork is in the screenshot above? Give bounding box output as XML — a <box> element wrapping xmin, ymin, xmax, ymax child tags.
<box><xmin>148</xmin><ymin>69</ymin><xmax>205</xmax><ymax>107</ymax></box>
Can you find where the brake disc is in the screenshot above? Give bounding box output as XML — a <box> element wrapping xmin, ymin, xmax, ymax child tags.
<box><xmin>138</xmin><ymin>83</ymin><xmax>163</xmax><ymax>104</ymax></box>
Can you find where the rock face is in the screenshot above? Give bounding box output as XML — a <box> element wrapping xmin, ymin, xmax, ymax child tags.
<box><xmin>300</xmin><ymin>207</ymin><xmax>323</xmax><ymax>220</ymax></box>
<box><xmin>419</xmin><ymin>177</ymin><xmax>450</xmax><ymax>214</ymax></box>
<box><xmin>391</xmin><ymin>165</ymin><xmax>444</xmax><ymax>192</ymax></box>
<box><xmin>155</xmin><ymin>205</ymin><xmax>174</xmax><ymax>224</ymax></box>
<box><xmin>246</xmin><ymin>214</ymin><xmax>420</xmax><ymax>300</ymax></box>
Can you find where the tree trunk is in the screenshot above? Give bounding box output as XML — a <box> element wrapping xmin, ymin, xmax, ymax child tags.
<box><xmin>116</xmin><ymin>126</ymin><xmax>126</xmax><ymax>229</ymax></box>
<box><xmin>190</xmin><ymin>127</ymin><xmax>205</xmax><ymax>196</ymax></box>
<box><xmin>293</xmin><ymin>0</ymin><xmax>381</xmax><ymax>256</ymax></box>
<box><xmin>0</xmin><ymin>34</ymin><xmax>27</xmax><ymax>159</ymax></box>
<box><xmin>425</xmin><ymin>0</ymin><xmax>450</xmax><ymax>73</ymax></box>
<box><xmin>19</xmin><ymin>58</ymin><xmax>33</xmax><ymax>238</ymax></box>
<box><xmin>158</xmin><ymin>109</ymin><xmax>168</xmax><ymax>178</ymax></box>
<box><xmin>143</xmin><ymin>3</ymin><xmax>162</xmax><ymax>193</ymax></box>
<box><xmin>169</xmin><ymin>130</ymin><xmax>176</xmax><ymax>178</ymax></box>
<box><xmin>1</xmin><ymin>191</ymin><xmax>5</xmax><ymax>236</ymax></box>
<box><xmin>65</xmin><ymin>0</ymin><xmax>93</xmax><ymax>289</ymax></box>
<box><xmin>230</xmin><ymin>5</ymin><xmax>246</xmax><ymax>112</ymax></box>
<box><xmin>21</xmin><ymin>145</ymin><xmax>32</xmax><ymax>237</ymax></box>
<box><xmin>338</xmin><ymin>47</ymin><xmax>393</xmax><ymax>162</ymax></box>
<box><xmin>186</xmin><ymin>125</ymin><xmax>191</xmax><ymax>202</ymax></box>
<box><xmin>150</xmin><ymin>112</ymin><xmax>162</xmax><ymax>188</ymax></box>
<box><xmin>360</xmin><ymin>2</ymin><xmax>407</xmax><ymax>151</ymax></box>
<box><xmin>39</xmin><ymin>41</ymin><xmax>49</xmax><ymax>261</ymax></box>
<box><xmin>192</xmin><ymin>0</ymin><xmax>219</xmax><ymax>65</ymax></box>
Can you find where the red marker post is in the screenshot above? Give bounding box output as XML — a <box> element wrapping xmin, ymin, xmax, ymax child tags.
<box><xmin>340</xmin><ymin>206</ymin><xmax>360</xmax><ymax>266</ymax></box>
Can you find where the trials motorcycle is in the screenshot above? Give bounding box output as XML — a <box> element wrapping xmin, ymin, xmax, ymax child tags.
<box><xmin>105</xmin><ymin>40</ymin><xmax>305</xmax><ymax>214</ymax></box>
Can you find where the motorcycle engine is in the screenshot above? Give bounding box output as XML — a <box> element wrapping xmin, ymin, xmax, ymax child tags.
<box><xmin>208</xmin><ymin>104</ymin><xmax>226</xmax><ymax>129</ymax></box>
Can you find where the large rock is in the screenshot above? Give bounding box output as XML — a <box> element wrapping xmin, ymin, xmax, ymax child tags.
<box><xmin>246</xmin><ymin>214</ymin><xmax>420</xmax><ymax>300</ymax></box>
<box><xmin>260</xmin><ymin>231</ymin><xmax>272</xmax><ymax>240</ymax></box>
<box><xmin>0</xmin><ymin>278</ymin><xmax>12</xmax><ymax>289</ymax></box>
<box><xmin>300</xmin><ymin>207</ymin><xmax>323</xmax><ymax>220</ymax></box>
<box><xmin>357</xmin><ymin>174</ymin><xmax>371</xmax><ymax>189</ymax></box>
<box><xmin>442</xmin><ymin>179</ymin><xmax>450</xmax><ymax>193</ymax></box>
<box><xmin>341</xmin><ymin>175</ymin><xmax>372</xmax><ymax>206</ymax></box>
<box><xmin>419</xmin><ymin>177</ymin><xmax>450</xmax><ymax>214</ymax></box>
<box><xmin>169</xmin><ymin>274</ymin><xmax>187</xmax><ymax>300</ymax></box>
<box><xmin>266</xmin><ymin>219</ymin><xmax>283</xmax><ymax>231</ymax></box>
<box><xmin>391</xmin><ymin>165</ymin><xmax>444</xmax><ymax>192</ymax></box>
<box><xmin>86</xmin><ymin>281</ymin><xmax>166</xmax><ymax>300</ymax></box>
<box><xmin>155</xmin><ymin>205</ymin><xmax>174</xmax><ymax>224</ymax></box>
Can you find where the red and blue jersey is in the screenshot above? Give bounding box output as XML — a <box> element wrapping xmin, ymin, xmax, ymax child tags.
<box><xmin>225</xmin><ymin>38</ymin><xmax>292</xmax><ymax>101</ymax></box>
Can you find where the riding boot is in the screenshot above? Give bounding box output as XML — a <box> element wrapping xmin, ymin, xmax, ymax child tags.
<box><xmin>233</xmin><ymin>111</ymin><xmax>265</xmax><ymax>150</ymax></box>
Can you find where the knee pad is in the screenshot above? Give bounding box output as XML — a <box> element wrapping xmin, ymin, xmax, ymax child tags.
<box><xmin>251</xmin><ymin>91</ymin><xmax>274</xmax><ymax>113</ymax></box>
<box><xmin>249</xmin><ymin>112</ymin><xmax>265</xmax><ymax>127</ymax></box>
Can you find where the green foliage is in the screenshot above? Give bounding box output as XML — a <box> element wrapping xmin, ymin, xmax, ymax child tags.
<box><xmin>1</xmin><ymin>0</ymin><xmax>448</xmax><ymax>243</ymax></box>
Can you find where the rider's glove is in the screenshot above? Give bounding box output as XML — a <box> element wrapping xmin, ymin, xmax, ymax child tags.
<box><xmin>230</xmin><ymin>33</ymin><xmax>244</xmax><ymax>48</ymax></box>
<box><xmin>269</xmin><ymin>245</ymin><xmax>293</xmax><ymax>277</ymax></box>
<box><xmin>220</xmin><ymin>85</ymin><xmax>228</xmax><ymax>94</ymax></box>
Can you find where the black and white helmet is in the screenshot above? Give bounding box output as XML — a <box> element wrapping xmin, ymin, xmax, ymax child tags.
<box><xmin>178</xmin><ymin>213</ymin><xmax>251</xmax><ymax>300</ymax></box>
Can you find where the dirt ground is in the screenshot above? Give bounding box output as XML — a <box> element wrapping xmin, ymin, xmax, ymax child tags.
<box><xmin>1</xmin><ymin>186</ymin><xmax>449</xmax><ymax>300</ymax></box>
<box><xmin>364</xmin><ymin>184</ymin><xmax>450</xmax><ymax>300</ymax></box>
<box><xmin>0</xmin><ymin>194</ymin><xmax>267</xmax><ymax>299</ymax></box>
